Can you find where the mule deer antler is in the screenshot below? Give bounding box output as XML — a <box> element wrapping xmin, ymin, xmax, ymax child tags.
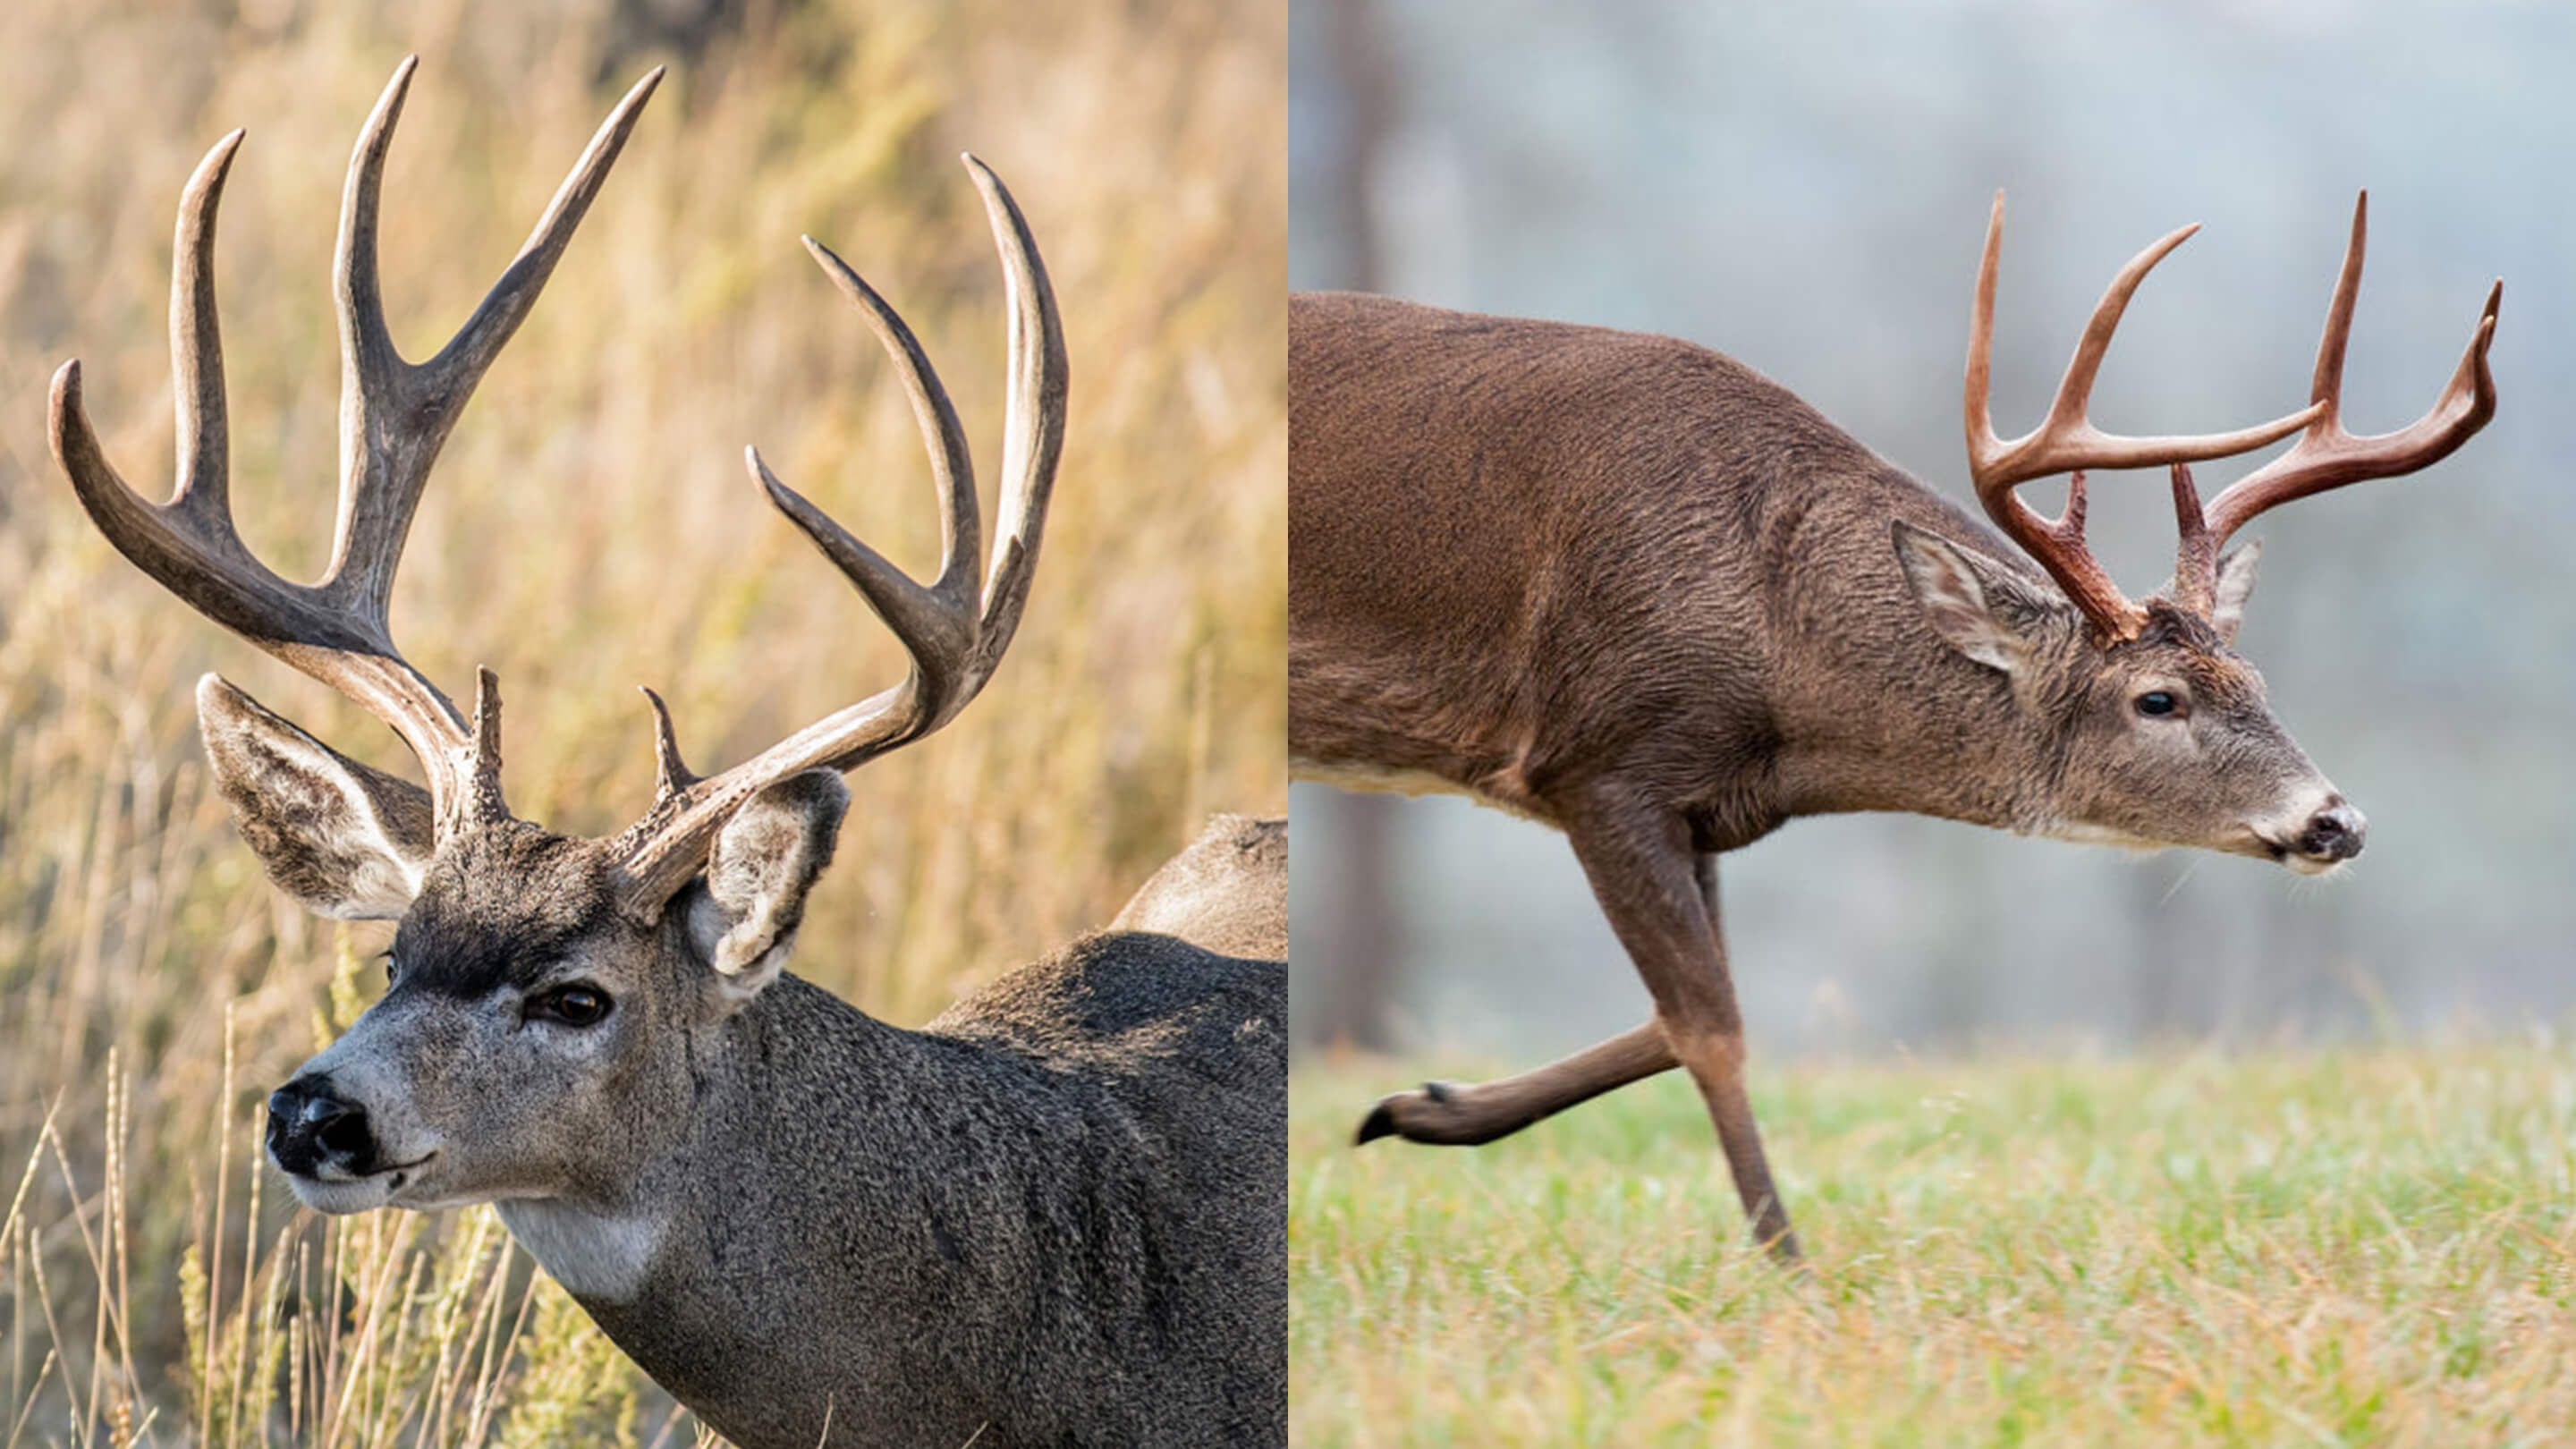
<box><xmin>606</xmin><ymin>157</ymin><xmax>1068</xmax><ymax>920</ymax></box>
<box><xmin>50</xmin><ymin>57</ymin><xmax>662</xmax><ymax>835</ymax></box>
<box><xmin>1965</xmin><ymin>191</ymin><xmax>2501</xmax><ymax>640</ymax></box>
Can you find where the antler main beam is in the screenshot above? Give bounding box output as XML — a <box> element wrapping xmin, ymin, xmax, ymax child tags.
<box><xmin>608</xmin><ymin>156</ymin><xmax>1069</xmax><ymax>920</ymax></box>
<box><xmin>50</xmin><ymin>59</ymin><xmax>663</xmax><ymax>835</ymax></box>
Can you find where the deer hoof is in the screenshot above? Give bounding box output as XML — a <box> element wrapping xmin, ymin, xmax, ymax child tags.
<box><xmin>1354</xmin><ymin>1101</ymin><xmax>1399</xmax><ymax>1145</ymax></box>
<box><xmin>1353</xmin><ymin>1081</ymin><xmax>1462</xmax><ymax>1145</ymax></box>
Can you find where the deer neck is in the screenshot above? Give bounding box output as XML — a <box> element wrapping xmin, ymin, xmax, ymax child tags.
<box><xmin>1765</xmin><ymin>495</ymin><xmax>2067</xmax><ymax>837</ymax></box>
<box><xmin>507</xmin><ymin>976</ymin><xmax>1004</xmax><ymax>1447</ymax></box>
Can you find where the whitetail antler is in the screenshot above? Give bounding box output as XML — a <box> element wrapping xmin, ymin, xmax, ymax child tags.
<box><xmin>1964</xmin><ymin>191</ymin><xmax>2322</xmax><ymax>641</ymax></box>
<box><xmin>606</xmin><ymin>156</ymin><xmax>1068</xmax><ymax>920</ymax></box>
<box><xmin>2166</xmin><ymin>193</ymin><xmax>2501</xmax><ymax>614</ymax></box>
<box><xmin>49</xmin><ymin>57</ymin><xmax>662</xmax><ymax>835</ymax></box>
<box><xmin>1966</xmin><ymin>191</ymin><xmax>2501</xmax><ymax>640</ymax></box>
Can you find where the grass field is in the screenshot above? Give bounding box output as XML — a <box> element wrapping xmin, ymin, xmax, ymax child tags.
<box><xmin>1292</xmin><ymin>1045</ymin><xmax>2576</xmax><ymax>1446</ymax></box>
<box><xmin>0</xmin><ymin>0</ymin><xmax>1283</xmax><ymax>1440</ymax></box>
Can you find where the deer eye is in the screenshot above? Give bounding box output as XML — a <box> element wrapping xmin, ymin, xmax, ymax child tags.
<box><xmin>2133</xmin><ymin>690</ymin><xmax>2185</xmax><ymax>719</ymax></box>
<box><xmin>530</xmin><ymin>985</ymin><xmax>613</xmax><ymax>1028</ymax></box>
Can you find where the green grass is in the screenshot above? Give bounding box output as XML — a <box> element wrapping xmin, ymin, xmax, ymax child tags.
<box><xmin>1293</xmin><ymin>1045</ymin><xmax>2576</xmax><ymax>1446</ymax></box>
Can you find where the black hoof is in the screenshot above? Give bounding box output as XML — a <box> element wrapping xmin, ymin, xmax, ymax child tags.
<box><xmin>1354</xmin><ymin>1102</ymin><xmax>1397</xmax><ymax>1145</ymax></box>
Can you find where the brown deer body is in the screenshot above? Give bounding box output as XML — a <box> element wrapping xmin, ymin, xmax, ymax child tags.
<box><xmin>1290</xmin><ymin>198</ymin><xmax>2496</xmax><ymax>1259</ymax></box>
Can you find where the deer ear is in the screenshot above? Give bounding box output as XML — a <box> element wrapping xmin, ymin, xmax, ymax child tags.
<box><xmin>1892</xmin><ymin>521</ymin><xmax>2038</xmax><ymax>674</ymax></box>
<box><xmin>2207</xmin><ymin>538</ymin><xmax>2261</xmax><ymax>645</ymax></box>
<box><xmin>196</xmin><ymin>674</ymin><xmax>434</xmax><ymax>920</ymax></box>
<box><xmin>688</xmin><ymin>769</ymin><xmax>849</xmax><ymax>1010</ymax></box>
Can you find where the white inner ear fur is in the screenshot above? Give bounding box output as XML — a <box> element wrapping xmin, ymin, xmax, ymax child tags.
<box><xmin>2208</xmin><ymin>538</ymin><xmax>2262</xmax><ymax>645</ymax></box>
<box><xmin>685</xmin><ymin>891</ymin><xmax>794</xmax><ymax>1005</ymax></box>
<box><xmin>199</xmin><ymin>680</ymin><xmax>429</xmax><ymax>919</ymax></box>
<box><xmin>689</xmin><ymin>771</ymin><xmax>849</xmax><ymax>1008</ymax></box>
<box><xmin>251</xmin><ymin>727</ymin><xmax>425</xmax><ymax>909</ymax></box>
<box><xmin>1894</xmin><ymin>526</ymin><xmax>2027</xmax><ymax>675</ymax></box>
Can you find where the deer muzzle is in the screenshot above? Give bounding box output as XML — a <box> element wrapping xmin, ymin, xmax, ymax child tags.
<box><xmin>267</xmin><ymin>1072</ymin><xmax>382</xmax><ymax>1180</ymax></box>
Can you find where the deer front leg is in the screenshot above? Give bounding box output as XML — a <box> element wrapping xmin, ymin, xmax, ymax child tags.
<box><xmin>1354</xmin><ymin>1021</ymin><xmax>1677</xmax><ymax>1145</ymax></box>
<box><xmin>1562</xmin><ymin>797</ymin><xmax>1800</xmax><ymax>1261</ymax></box>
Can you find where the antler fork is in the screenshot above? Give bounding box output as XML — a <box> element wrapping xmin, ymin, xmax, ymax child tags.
<box><xmin>52</xmin><ymin>57</ymin><xmax>662</xmax><ymax>835</ymax></box>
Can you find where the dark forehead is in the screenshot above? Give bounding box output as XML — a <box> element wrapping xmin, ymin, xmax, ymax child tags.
<box><xmin>2126</xmin><ymin>603</ymin><xmax>2263</xmax><ymax>700</ymax></box>
<box><xmin>392</xmin><ymin>824</ymin><xmax>618</xmax><ymax>997</ymax></box>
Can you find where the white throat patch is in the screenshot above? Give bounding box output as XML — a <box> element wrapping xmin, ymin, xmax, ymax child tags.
<box><xmin>496</xmin><ymin>1200</ymin><xmax>665</xmax><ymax>1305</ymax></box>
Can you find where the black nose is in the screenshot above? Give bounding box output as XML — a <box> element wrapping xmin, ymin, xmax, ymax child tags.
<box><xmin>2296</xmin><ymin>799</ymin><xmax>2367</xmax><ymax>861</ymax></box>
<box><xmin>267</xmin><ymin>1074</ymin><xmax>375</xmax><ymax>1177</ymax></box>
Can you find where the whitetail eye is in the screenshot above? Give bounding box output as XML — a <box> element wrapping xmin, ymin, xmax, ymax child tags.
<box><xmin>531</xmin><ymin>985</ymin><xmax>612</xmax><ymax>1028</ymax></box>
<box><xmin>2133</xmin><ymin>690</ymin><xmax>2184</xmax><ymax>719</ymax></box>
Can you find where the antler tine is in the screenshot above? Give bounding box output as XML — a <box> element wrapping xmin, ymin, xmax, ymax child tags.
<box><xmin>54</xmin><ymin>62</ymin><xmax>662</xmax><ymax>837</ymax></box>
<box><xmin>1964</xmin><ymin>191</ymin><xmax>2326</xmax><ymax>640</ymax></box>
<box><xmin>963</xmin><ymin>153</ymin><xmax>1071</xmax><ymax>674</ymax></box>
<box><xmin>610</xmin><ymin>159</ymin><xmax>1068</xmax><ymax>920</ymax></box>
<box><xmin>2170</xmin><ymin>192</ymin><xmax>2503</xmax><ymax>612</ymax></box>
<box><xmin>326</xmin><ymin>58</ymin><xmax>664</xmax><ymax>631</ymax></box>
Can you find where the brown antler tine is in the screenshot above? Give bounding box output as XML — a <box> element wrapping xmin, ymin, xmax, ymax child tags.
<box><xmin>792</xmin><ymin>235</ymin><xmax>980</xmax><ymax>614</ymax></box>
<box><xmin>2307</xmin><ymin>190</ymin><xmax>2368</xmax><ymax>428</ymax></box>
<box><xmin>638</xmin><ymin>686</ymin><xmax>699</xmax><ymax>804</ymax></box>
<box><xmin>2186</xmin><ymin>194</ymin><xmax>2502</xmax><ymax>577</ymax></box>
<box><xmin>2166</xmin><ymin>463</ymin><xmax>2220</xmax><ymax>615</ymax></box>
<box><xmin>1962</xmin><ymin>190</ymin><xmax>2004</xmax><ymax>462</ymax></box>
<box><xmin>326</xmin><ymin>59</ymin><xmax>663</xmax><ymax>627</ymax></box>
<box><xmin>747</xmin><ymin>444</ymin><xmax>972</xmax><ymax>717</ymax></box>
<box><xmin>50</xmin><ymin>134</ymin><xmax>351</xmax><ymax>650</ymax></box>
<box><xmin>2041</xmin><ymin>220</ymin><xmax>2199</xmax><ymax>441</ymax></box>
<box><xmin>962</xmin><ymin>153</ymin><xmax>1068</xmax><ymax>643</ymax></box>
<box><xmin>172</xmin><ymin>130</ymin><xmax>245</xmax><ymax>530</ymax></box>
<box><xmin>463</xmin><ymin>665</ymin><xmax>509</xmax><ymax>828</ymax></box>
<box><xmin>419</xmin><ymin>65</ymin><xmax>665</xmax><ymax>403</ymax></box>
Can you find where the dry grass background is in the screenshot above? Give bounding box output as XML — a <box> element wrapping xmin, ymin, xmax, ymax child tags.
<box><xmin>0</xmin><ymin>0</ymin><xmax>1284</xmax><ymax>1440</ymax></box>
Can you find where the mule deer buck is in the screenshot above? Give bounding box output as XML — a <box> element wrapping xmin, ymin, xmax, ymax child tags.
<box><xmin>1290</xmin><ymin>194</ymin><xmax>2497</xmax><ymax>1261</ymax></box>
<box><xmin>53</xmin><ymin>61</ymin><xmax>1285</xmax><ymax>1447</ymax></box>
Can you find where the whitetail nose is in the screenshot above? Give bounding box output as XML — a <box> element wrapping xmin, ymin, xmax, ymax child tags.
<box><xmin>2296</xmin><ymin>799</ymin><xmax>2366</xmax><ymax>862</ymax></box>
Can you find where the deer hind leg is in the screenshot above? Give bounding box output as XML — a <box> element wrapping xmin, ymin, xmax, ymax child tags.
<box><xmin>1562</xmin><ymin>800</ymin><xmax>1800</xmax><ymax>1261</ymax></box>
<box><xmin>1353</xmin><ymin>1021</ymin><xmax>1677</xmax><ymax>1145</ymax></box>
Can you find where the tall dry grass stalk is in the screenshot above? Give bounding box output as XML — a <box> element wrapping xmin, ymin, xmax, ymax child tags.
<box><xmin>0</xmin><ymin>0</ymin><xmax>1284</xmax><ymax>1438</ymax></box>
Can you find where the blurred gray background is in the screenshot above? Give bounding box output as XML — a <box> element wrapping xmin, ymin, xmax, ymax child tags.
<box><xmin>1288</xmin><ymin>0</ymin><xmax>2576</xmax><ymax>1062</ymax></box>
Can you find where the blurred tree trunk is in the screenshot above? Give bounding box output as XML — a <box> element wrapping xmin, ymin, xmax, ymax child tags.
<box><xmin>1298</xmin><ymin>0</ymin><xmax>1403</xmax><ymax>1052</ymax></box>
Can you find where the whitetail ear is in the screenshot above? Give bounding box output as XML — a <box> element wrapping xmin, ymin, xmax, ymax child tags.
<box><xmin>196</xmin><ymin>674</ymin><xmax>435</xmax><ymax>919</ymax></box>
<box><xmin>1892</xmin><ymin>521</ymin><xmax>2038</xmax><ymax>674</ymax></box>
<box><xmin>2207</xmin><ymin>539</ymin><xmax>2261</xmax><ymax>644</ymax></box>
<box><xmin>688</xmin><ymin>769</ymin><xmax>849</xmax><ymax>1010</ymax></box>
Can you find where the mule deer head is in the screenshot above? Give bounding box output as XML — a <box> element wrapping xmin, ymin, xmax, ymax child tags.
<box><xmin>49</xmin><ymin>55</ymin><xmax>1064</xmax><ymax>1216</ymax></box>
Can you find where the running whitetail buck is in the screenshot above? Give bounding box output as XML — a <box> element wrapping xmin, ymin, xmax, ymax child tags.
<box><xmin>1290</xmin><ymin>194</ymin><xmax>2498</xmax><ymax>1261</ymax></box>
<box><xmin>54</xmin><ymin>62</ymin><xmax>1285</xmax><ymax>1447</ymax></box>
